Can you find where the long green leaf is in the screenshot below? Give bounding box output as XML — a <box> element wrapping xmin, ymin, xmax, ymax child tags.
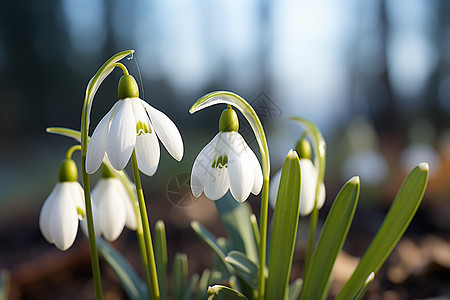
<box><xmin>155</xmin><ymin>220</ymin><xmax>168</xmax><ymax>300</ymax></box>
<box><xmin>207</xmin><ymin>285</ymin><xmax>248</xmax><ymax>300</ymax></box>
<box><xmin>300</xmin><ymin>176</ymin><xmax>360</xmax><ymax>300</ymax></box>
<box><xmin>172</xmin><ymin>253</ymin><xmax>188</xmax><ymax>300</ymax></box>
<box><xmin>96</xmin><ymin>238</ymin><xmax>146</xmax><ymax>300</ymax></box>
<box><xmin>215</xmin><ymin>193</ymin><xmax>258</xmax><ymax>262</ymax></box>
<box><xmin>225</xmin><ymin>251</ymin><xmax>258</xmax><ymax>290</ymax></box>
<box><xmin>183</xmin><ymin>274</ymin><xmax>199</xmax><ymax>300</ymax></box>
<box><xmin>336</xmin><ymin>163</ymin><xmax>428</xmax><ymax>299</ymax></box>
<box><xmin>266</xmin><ymin>150</ymin><xmax>301</xmax><ymax>300</ymax></box>
<box><xmin>191</xmin><ymin>221</ymin><xmax>233</xmax><ymax>274</ymax></box>
<box><xmin>0</xmin><ymin>270</ymin><xmax>10</xmax><ymax>300</ymax></box>
<box><xmin>195</xmin><ymin>269</ymin><xmax>211</xmax><ymax>300</ymax></box>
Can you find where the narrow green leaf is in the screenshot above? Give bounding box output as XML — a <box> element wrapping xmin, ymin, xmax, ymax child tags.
<box><xmin>182</xmin><ymin>274</ymin><xmax>199</xmax><ymax>300</ymax></box>
<box><xmin>207</xmin><ymin>285</ymin><xmax>248</xmax><ymax>300</ymax></box>
<box><xmin>225</xmin><ymin>251</ymin><xmax>258</xmax><ymax>290</ymax></box>
<box><xmin>250</xmin><ymin>213</ymin><xmax>260</xmax><ymax>248</ymax></box>
<box><xmin>0</xmin><ymin>270</ymin><xmax>10</xmax><ymax>300</ymax></box>
<box><xmin>97</xmin><ymin>238</ymin><xmax>146</xmax><ymax>300</ymax></box>
<box><xmin>172</xmin><ymin>253</ymin><xmax>188</xmax><ymax>300</ymax></box>
<box><xmin>336</xmin><ymin>163</ymin><xmax>428</xmax><ymax>299</ymax></box>
<box><xmin>46</xmin><ymin>127</ymin><xmax>82</xmax><ymax>142</ymax></box>
<box><xmin>266</xmin><ymin>150</ymin><xmax>302</xmax><ymax>300</ymax></box>
<box><xmin>155</xmin><ymin>220</ymin><xmax>168</xmax><ymax>300</ymax></box>
<box><xmin>195</xmin><ymin>269</ymin><xmax>211</xmax><ymax>300</ymax></box>
<box><xmin>300</xmin><ymin>177</ymin><xmax>360</xmax><ymax>300</ymax></box>
<box><xmin>215</xmin><ymin>193</ymin><xmax>259</xmax><ymax>262</ymax></box>
<box><xmin>288</xmin><ymin>278</ymin><xmax>303</xmax><ymax>300</ymax></box>
<box><xmin>191</xmin><ymin>221</ymin><xmax>233</xmax><ymax>274</ymax></box>
<box><xmin>352</xmin><ymin>272</ymin><xmax>375</xmax><ymax>300</ymax></box>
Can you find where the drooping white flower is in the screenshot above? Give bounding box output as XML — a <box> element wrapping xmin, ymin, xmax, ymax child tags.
<box><xmin>39</xmin><ymin>159</ymin><xmax>85</xmax><ymax>251</ymax></box>
<box><xmin>81</xmin><ymin>176</ymin><xmax>137</xmax><ymax>242</ymax></box>
<box><xmin>269</xmin><ymin>158</ymin><xmax>325</xmax><ymax>216</ymax></box>
<box><xmin>191</xmin><ymin>108</ymin><xmax>263</xmax><ymax>203</ymax></box>
<box><xmin>86</xmin><ymin>75</ymin><xmax>183</xmax><ymax>176</ymax></box>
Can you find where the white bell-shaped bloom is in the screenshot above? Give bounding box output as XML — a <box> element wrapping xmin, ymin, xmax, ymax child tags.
<box><xmin>81</xmin><ymin>177</ymin><xmax>137</xmax><ymax>241</ymax></box>
<box><xmin>86</xmin><ymin>97</ymin><xmax>183</xmax><ymax>176</ymax></box>
<box><xmin>269</xmin><ymin>158</ymin><xmax>325</xmax><ymax>216</ymax></box>
<box><xmin>191</xmin><ymin>131</ymin><xmax>263</xmax><ymax>203</ymax></box>
<box><xmin>39</xmin><ymin>181</ymin><xmax>85</xmax><ymax>250</ymax></box>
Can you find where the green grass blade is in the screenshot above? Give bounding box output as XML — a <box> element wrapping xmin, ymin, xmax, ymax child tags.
<box><xmin>96</xmin><ymin>238</ymin><xmax>146</xmax><ymax>300</ymax></box>
<box><xmin>155</xmin><ymin>220</ymin><xmax>168</xmax><ymax>300</ymax></box>
<box><xmin>288</xmin><ymin>278</ymin><xmax>303</xmax><ymax>300</ymax></box>
<box><xmin>225</xmin><ymin>251</ymin><xmax>258</xmax><ymax>290</ymax></box>
<box><xmin>266</xmin><ymin>150</ymin><xmax>301</xmax><ymax>300</ymax></box>
<box><xmin>191</xmin><ymin>221</ymin><xmax>233</xmax><ymax>274</ymax></box>
<box><xmin>195</xmin><ymin>269</ymin><xmax>211</xmax><ymax>300</ymax></box>
<box><xmin>172</xmin><ymin>253</ymin><xmax>188</xmax><ymax>300</ymax></box>
<box><xmin>336</xmin><ymin>163</ymin><xmax>428</xmax><ymax>299</ymax></box>
<box><xmin>182</xmin><ymin>274</ymin><xmax>199</xmax><ymax>300</ymax></box>
<box><xmin>0</xmin><ymin>270</ymin><xmax>10</xmax><ymax>300</ymax></box>
<box><xmin>215</xmin><ymin>193</ymin><xmax>259</xmax><ymax>262</ymax></box>
<box><xmin>300</xmin><ymin>177</ymin><xmax>360</xmax><ymax>300</ymax></box>
<box><xmin>250</xmin><ymin>213</ymin><xmax>260</xmax><ymax>248</ymax></box>
<box><xmin>352</xmin><ymin>272</ymin><xmax>375</xmax><ymax>300</ymax></box>
<box><xmin>207</xmin><ymin>285</ymin><xmax>248</xmax><ymax>300</ymax></box>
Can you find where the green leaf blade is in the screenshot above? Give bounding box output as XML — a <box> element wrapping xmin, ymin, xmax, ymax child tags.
<box><xmin>336</xmin><ymin>163</ymin><xmax>428</xmax><ymax>299</ymax></box>
<box><xmin>266</xmin><ymin>150</ymin><xmax>302</xmax><ymax>300</ymax></box>
<box><xmin>172</xmin><ymin>253</ymin><xmax>188</xmax><ymax>300</ymax></box>
<box><xmin>155</xmin><ymin>220</ymin><xmax>168</xmax><ymax>300</ymax></box>
<box><xmin>225</xmin><ymin>250</ymin><xmax>258</xmax><ymax>290</ymax></box>
<box><xmin>96</xmin><ymin>238</ymin><xmax>146</xmax><ymax>300</ymax></box>
<box><xmin>300</xmin><ymin>176</ymin><xmax>360</xmax><ymax>300</ymax></box>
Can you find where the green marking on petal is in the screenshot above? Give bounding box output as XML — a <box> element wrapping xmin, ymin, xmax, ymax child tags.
<box><xmin>136</xmin><ymin>121</ymin><xmax>151</xmax><ymax>136</ymax></box>
<box><xmin>77</xmin><ymin>207</ymin><xmax>85</xmax><ymax>218</ymax></box>
<box><xmin>212</xmin><ymin>155</ymin><xmax>228</xmax><ymax>169</ymax></box>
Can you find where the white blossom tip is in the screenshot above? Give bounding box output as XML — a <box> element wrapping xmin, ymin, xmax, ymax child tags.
<box><xmin>349</xmin><ymin>176</ymin><xmax>360</xmax><ymax>185</ymax></box>
<box><xmin>418</xmin><ymin>162</ymin><xmax>429</xmax><ymax>171</ymax></box>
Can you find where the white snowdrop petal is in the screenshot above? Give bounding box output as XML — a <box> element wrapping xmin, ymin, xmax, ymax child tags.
<box><xmin>142</xmin><ymin>100</ymin><xmax>184</xmax><ymax>161</ymax></box>
<box><xmin>107</xmin><ymin>100</ymin><xmax>136</xmax><ymax>171</ymax></box>
<box><xmin>69</xmin><ymin>182</ymin><xmax>86</xmax><ymax>220</ymax></box>
<box><xmin>204</xmin><ymin>167</ymin><xmax>229</xmax><ymax>200</ymax></box>
<box><xmin>247</xmin><ymin>147</ymin><xmax>263</xmax><ymax>195</ymax></box>
<box><xmin>190</xmin><ymin>135</ymin><xmax>218</xmax><ymax>197</ymax></box>
<box><xmin>80</xmin><ymin>200</ymin><xmax>101</xmax><ymax>238</ymax></box>
<box><xmin>299</xmin><ymin>159</ymin><xmax>317</xmax><ymax>216</ymax></box>
<box><xmin>39</xmin><ymin>183</ymin><xmax>62</xmax><ymax>244</ymax></box>
<box><xmin>97</xmin><ymin>179</ymin><xmax>127</xmax><ymax>241</ymax></box>
<box><xmin>316</xmin><ymin>183</ymin><xmax>326</xmax><ymax>210</ymax></box>
<box><xmin>227</xmin><ymin>133</ymin><xmax>253</xmax><ymax>202</ymax></box>
<box><xmin>50</xmin><ymin>184</ymin><xmax>79</xmax><ymax>250</ymax></box>
<box><xmin>113</xmin><ymin>178</ymin><xmax>137</xmax><ymax>230</ymax></box>
<box><xmin>86</xmin><ymin>104</ymin><xmax>116</xmax><ymax>174</ymax></box>
<box><xmin>268</xmin><ymin>170</ymin><xmax>282</xmax><ymax>209</ymax></box>
<box><xmin>135</xmin><ymin>131</ymin><xmax>160</xmax><ymax>176</ymax></box>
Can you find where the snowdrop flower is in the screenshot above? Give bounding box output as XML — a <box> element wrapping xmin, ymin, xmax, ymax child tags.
<box><xmin>39</xmin><ymin>159</ymin><xmax>85</xmax><ymax>251</ymax></box>
<box><xmin>81</xmin><ymin>165</ymin><xmax>137</xmax><ymax>241</ymax></box>
<box><xmin>269</xmin><ymin>139</ymin><xmax>326</xmax><ymax>216</ymax></box>
<box><xmin>191</xmin><ymin>107</ymin><xmax>263</xmax><ymax>202</ymax></box>
<box><xmin>86</xmin><ymin>74</ymin><xmax>183</xmax><ymax>176</ymax></box>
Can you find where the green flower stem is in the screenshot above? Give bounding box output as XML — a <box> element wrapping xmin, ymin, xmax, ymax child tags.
<box><xmin>111</xmin><ymin>63</ymin><xmax>129</xmax><ymax>75</ymax></box>
<box><xmin>190</xmin><ymin>91</ymin><xmax>270</xmax><ymax>300</ymax></box>
<box><xmin>80</xmin><ymin>50</ymin><xmax>134</xmax><ymax>300</ymax></box>
<box><xmin>65</xmin><ymin>145</ymin><xmax>82</xmax><ymax>160</ymax></box>
<box><xmin>80</xmin><ymin>157</ymin><xmax>103</xmax><ymax>300</ymax></box>
<box><xmin>131</xmin><ymin>150</ymin><xmax>160</xmax><ymax>300</ymax></box>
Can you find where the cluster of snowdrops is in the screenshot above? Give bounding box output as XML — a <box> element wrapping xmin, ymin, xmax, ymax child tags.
<box><xmin>39</xmin><ymin>50</ymin><xmax>429</xmax><ymax>300</ymax></box>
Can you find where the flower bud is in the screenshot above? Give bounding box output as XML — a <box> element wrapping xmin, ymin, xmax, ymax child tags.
<box><xmin>295</xmin><ymin>138</ymin><xmax>311</xmax><ymax>160</ymax></box>
<box><xmin>219</xmin><ymin>107</ymin><xmax>239</xmax><ymax>132</ymax></box>
<box><xmin>118</xmin><ymin>74</ymin><xmax>139</xmax><ymax>99</ymax></box>
<box><xmin>58</xmin><ymin>159</ymin><xmax>78</xmax><ymax>182</ymax></box>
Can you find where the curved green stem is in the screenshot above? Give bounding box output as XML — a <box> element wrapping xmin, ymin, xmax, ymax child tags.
<box><xmin>131</xmin><ymin>150</ymin><xmax>160</xmax><ymax>300</ymax></box>
<box><xmin>65</xmin><ymin>145</ymin><xmax>81</xmax><ymax>160</ymax></box>
<box><xmin>190</xmin><ymin>91</ymin><xmax>270</xmax><ymax>300</ymax></box>
<box><xmin>80</xmin><ymin>50</ymin><xmax>134</xmax><ymax>300</ymax></box>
